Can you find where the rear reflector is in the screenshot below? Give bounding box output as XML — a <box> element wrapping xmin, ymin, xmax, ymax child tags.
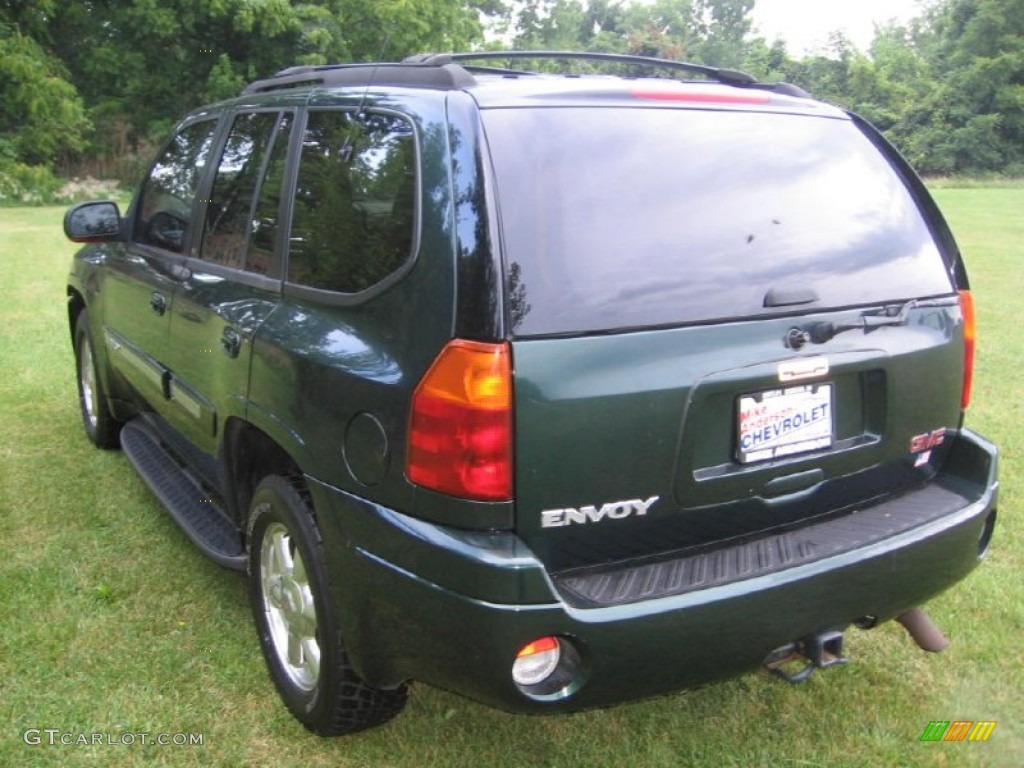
<box><xmin>959</xmin><ymin>290</ymin><xmax>975</xmax><ymax>409</ymax></box>
<box><xmin>407</xmin><ymin>340</ymin><xmax>512</xmax><ymax>501</ymax></box>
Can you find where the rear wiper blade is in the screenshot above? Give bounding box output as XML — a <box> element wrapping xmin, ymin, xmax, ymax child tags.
<box><xmin>828</xmin><ymin>300</ymin><xmax>917</xmax><ymax>338</ymax></box>
<box><xmin>793</xmin><ymin>298</ymin><xmax>955</xmax><ymax>347</ymax></box>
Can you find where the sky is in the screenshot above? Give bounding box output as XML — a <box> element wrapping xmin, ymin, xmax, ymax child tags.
<box><xmin>747</xmin><ymin>0</ymin><xmax>929</xmax><ymax>54</ymax></box>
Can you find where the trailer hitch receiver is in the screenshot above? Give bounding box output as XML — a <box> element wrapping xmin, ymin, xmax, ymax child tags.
<box><xmin>764</xmin><ymin>630</ymin><xmax>847</xmax><ymax>684</ymax></box>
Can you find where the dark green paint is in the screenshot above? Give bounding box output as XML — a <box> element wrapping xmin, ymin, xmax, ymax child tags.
<box><xmin>65</xmin><ymin>70</ymin><xmax>999</xmax><ymax>719</ymax></box>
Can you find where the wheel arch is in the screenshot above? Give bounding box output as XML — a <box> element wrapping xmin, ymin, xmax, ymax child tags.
<box><xmin>224</xmin><ymin>418</ymin><xmax>381</xmax><ymax>679</ymax></box>
<box><xmin>70</xmin><ymin>295</ymin><xmax>136</xmax><ymax>428</ymax></box>
<box><xmin>67</xmin><ymin>286</ymin><xmax>86</xmax><ymax>344</ymax></box>
<box><xmin>222</xmin><ymin>417</ymin><xmax>307</xmax><ymax>533</ymax></box>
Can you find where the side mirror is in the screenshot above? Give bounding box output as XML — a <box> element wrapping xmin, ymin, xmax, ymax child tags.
<box><xmin>64</xmin><ymin>201</ymin><xmax>122</xmax><ymax>243</ymax></box>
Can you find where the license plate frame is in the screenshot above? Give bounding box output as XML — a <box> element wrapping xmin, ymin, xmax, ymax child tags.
<box><xmin>737</xmin><ymin>384</ymin><xmax>833</xmax><ymax>464</ymax></box>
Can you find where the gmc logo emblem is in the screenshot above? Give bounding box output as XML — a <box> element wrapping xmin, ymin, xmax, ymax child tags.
<box><xmin>910</xmin><ymin>428</ymin><xmax>946</xmax><ymax>453</ymax></box>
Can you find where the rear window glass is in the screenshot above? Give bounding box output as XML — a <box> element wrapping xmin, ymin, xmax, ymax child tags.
<box><xmin>482</xmin><ymin>108</ymin><xmax>954</xmax><ymax>336</ymax></box>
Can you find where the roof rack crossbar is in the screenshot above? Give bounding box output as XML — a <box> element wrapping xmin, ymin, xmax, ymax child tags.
<box><xmin>407</xmin><ymin>50</ymin><xmax>757</xmax><ymax>86</ymax></box>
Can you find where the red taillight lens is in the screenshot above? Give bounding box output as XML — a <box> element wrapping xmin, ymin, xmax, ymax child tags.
<box><xmin>407</xmin><ymin>340</ymin><xmax>512</xmax><ymax>501</ymax></box>
<box><xmin>959</xmin><ymin>290</ymin><xmax>975</xmax><ymax>409</ymax></box>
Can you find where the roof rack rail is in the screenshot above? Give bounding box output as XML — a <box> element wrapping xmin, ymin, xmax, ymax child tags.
<box><xmin>405</xmin><ymin>50</ymin><xmax>758</xmax><ymax>86</ymax></box>
<box><xmin>241</xmin><ymin>50</ymin><xmax>807</xmax><ymax>99</ymax></box>
<box><xmin>242</xmin><ymin>62</ymin><xmax>475</xmax><ymax>95</ymax></box>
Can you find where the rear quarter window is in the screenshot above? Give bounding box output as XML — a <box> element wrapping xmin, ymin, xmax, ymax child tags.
<box><xmin>482</xmin><ymin>107</ymin><xmax>954</xmax><ymax>336</ymax></box>
<box><xmin>287</xmin><ymin>109</ymin><xmax>417</xmax><ymax>295</ymax></box>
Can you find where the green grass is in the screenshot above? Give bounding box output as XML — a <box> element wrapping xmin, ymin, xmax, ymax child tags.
<box><xmin>1</xmin><ymin>194</ymin><xmax>1021</xmax><ymax>767</ymax></box>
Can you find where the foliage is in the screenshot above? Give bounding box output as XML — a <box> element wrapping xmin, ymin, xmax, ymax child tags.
<box><xmin>1</xmin><ymin>0</ymin><xmax>1023</xmax><ymax>182</ymax></box>
<box><xmin>0</xmin><ymin>159</ymin><xmax>63</xmax><ymax>205</ymax></box>
<box><xmin>917</xmin><ymin>0</ymin><xmax>1024</xmax><ymax>174</ymax></box>
<box><xmin>0</xmin><ymin>159</ymin><xmax>122</xmax><ymax>206</ymax></box>
<box><xmin>1</xmin><ymin>0</ymin><xmax>496</xmax><ymax>164</ymax></box>
<box><xmin>501</xmin><ymin>0</ymin><xmax>1024</xmax><ymax>176</ymax></box>
<box><xmin>0</xmin><ymin>24</ymin><xmax>91</xmax><ymax>166</ymax></box>
<box><xmin>507</xmin><ymin>0</ymin><xmax>755</xmax><ymax>65</ymax></box>
<box><xmin>763</xmin><ymin>0</ymin><xmax>1024</xmax><ymax>175</ymax></box>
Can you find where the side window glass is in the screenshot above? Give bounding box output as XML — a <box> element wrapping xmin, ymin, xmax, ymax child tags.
<box><xmin>201</xmin><ymin>111</ymin><xmax>281</xmax><ymax>271</ymax></box>
<box><xmin>288</xmin><ymin>110</ymin><xmax>416</xmax><ymax>293</ymax></box>
<box><xmin>135</xmin><ymin>120</ymin><xmax>217</xmax><ymax>253</ymax></box>
<box><xmin>246</xmin><ymin>114</ymin><xmax>293</xmax><ymax>277</ymax></box>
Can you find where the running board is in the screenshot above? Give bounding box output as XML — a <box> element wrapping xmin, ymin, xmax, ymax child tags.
<box><xmin>121</xmin><ymin>419</ymin><xmax>246</xmax><ymax>571</ymax></box>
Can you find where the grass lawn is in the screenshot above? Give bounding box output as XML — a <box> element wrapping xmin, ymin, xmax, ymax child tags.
<box><xmin>1</xmin><ymin>191</ymin><xmax>1021</xmax><ymax>767</ymax></box>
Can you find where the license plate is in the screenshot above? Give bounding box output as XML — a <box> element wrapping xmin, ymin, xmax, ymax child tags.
<box><xmin>737</xmin><ymin>384</ymin><xmax>833</xmax><ymax>463</ymax></box>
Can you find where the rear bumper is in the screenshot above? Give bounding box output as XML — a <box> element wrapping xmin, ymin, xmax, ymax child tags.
<box><xmin>310</xmin><ymin>429</ymin><xmax>998</xmax><ymax>713</ymax></box>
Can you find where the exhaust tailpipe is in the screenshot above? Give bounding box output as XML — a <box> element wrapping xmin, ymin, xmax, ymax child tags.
<box><xmin>896</xmin><ymin>608</ymin><xmax>949</xmax><ymax>652</ymax></box>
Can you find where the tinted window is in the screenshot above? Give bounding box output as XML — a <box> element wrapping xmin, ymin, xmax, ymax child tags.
<box><xmin>201</xmin><ymin>111</ymin><xmax>285</xmax><ymax>273</ymax></box>
<box><xmin>135</xmin><ymin>120</ymin><xmax>218</xmax><ymax>253</ymax></box>
<box><xmin>288</xmin><ymin>110</ymin><xmax>416</xmax><ymax>293</ymax></box>
<box><xmin>247</xmin><ymin>114</ymin><xmax>293</xmax><ymax>277</ymax></box>
<box><xmin>482</xmin><ymin>108</ymin><xmax>955</xmax><ymax>336</ymax></box>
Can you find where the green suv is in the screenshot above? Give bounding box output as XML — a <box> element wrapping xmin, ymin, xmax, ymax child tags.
<box><xmin>65</xmin><ymin>51</ymin><xmax>999</xmax><ymax>735</ymax></box>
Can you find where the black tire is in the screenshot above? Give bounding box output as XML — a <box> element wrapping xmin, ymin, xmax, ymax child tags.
<box><xmin>247</xmin><ymin>475</ymin><xmax>408</xmax><ymax>735</ymax></box>
<box><xmin>74</xmin><ymin>310</ymin><xmax>122</xmax><ymax>449</ymax></box>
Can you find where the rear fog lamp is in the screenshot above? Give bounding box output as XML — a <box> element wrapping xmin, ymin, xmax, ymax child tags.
<box><xmin>512</xmin><ymin>636</ymin><xmax>561</xmax><ymax>687</ymax></box>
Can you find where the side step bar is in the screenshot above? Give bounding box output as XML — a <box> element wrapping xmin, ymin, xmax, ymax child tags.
<box><xmin>121</xmin><ymin>419</ymin><xmax>246</xmax><ymax>571</ymax></box>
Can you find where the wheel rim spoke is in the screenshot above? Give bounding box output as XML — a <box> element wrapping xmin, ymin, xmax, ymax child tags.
<box><xmin>80</xmin><ymin>340</ymin><xmax>98</xmax><ymax>427</ymax></box>
<box><xmin>286</xmin><ymin>626</ymin><xmax>305</xmax><ymax>667</ymax></box>
<box><xmin>273</xmin><ymin>529</ymin><xmax>293</xmax><ymax>574</ymax></box>
<box><xmin>260</xmin><ymin>519</ymin><xmax>320</xmax><ymax>692</ymax></box>
<box><xmin>303</xmin><ymin>636</ymin><xmax>321</xmax><ymax>681</ymax></box>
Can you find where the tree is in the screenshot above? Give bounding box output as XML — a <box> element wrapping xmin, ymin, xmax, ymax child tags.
<box><xmin>7</xmin><ymin>0</ymin><xmax>497</xmax><ymax>169</ymax></box>
<box><xmin>621</xmin><ymin>0</ymin><xmax>697</xmax><ymax>60</ymax></box>
<box><xmin>510</xmin><ymin>0</ymin><xmax>760</xmax><ymax>66</ymax></box>
<box><xmin>922</xmin><ymin>0</ymin><xmax>1024</xmax><ymax>173</ymax></box>
<box><xmin>514</xmin><ymin>0</ymin><xmax>598</xmax><ymax>51</ymax></box>
<box><xmin>692</xmin><ymin>0</ymin><xmax>754</xmax><ymax>66</ymax></box>
<box><xmin>0</xmin><ymin>23</ymin><xmax>90</xmax><ymax>165</ymax></box>
<box><xmin>4</xmin><ymin>0</ymin><xmax>1023</xmax><ymax>181</ymax></box>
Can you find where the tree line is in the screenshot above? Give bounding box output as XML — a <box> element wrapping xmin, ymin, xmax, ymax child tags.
<box><xmin>1</xmin><ymin>0</ymin><xmax>1021</xmax><ymax>198</ymax></box>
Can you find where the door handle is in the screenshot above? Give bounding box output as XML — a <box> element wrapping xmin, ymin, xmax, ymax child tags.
<box><xmin>220</xmin><ymin>327</ymin><xmax>242</xmax><ymax>358</ymax></box>
<box><xmin>149</xmin><ymin>292</ymin><xmax>167</xmax><ymax>316</ymax></box>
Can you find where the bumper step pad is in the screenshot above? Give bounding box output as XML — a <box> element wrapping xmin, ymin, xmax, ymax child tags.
<box><xmin>555</xmin><ymin>482</ymin><xmax>974</xmax><ymax>608</ymax></box>
<box><xmin>121</xmin><ymin>419</ymin><xmax>246</xmax><ymax>570</ymax></box>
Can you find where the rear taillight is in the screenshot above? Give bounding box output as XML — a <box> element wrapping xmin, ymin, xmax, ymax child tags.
<box><xmin>959</xmin><ymin>290</ymin><xmax>975</xmax><ymax>409</ymax></box>
<box><xmin>407</xmin><ymin>340</ymin><xmax>512</xmax><ymax>501</ymax></box>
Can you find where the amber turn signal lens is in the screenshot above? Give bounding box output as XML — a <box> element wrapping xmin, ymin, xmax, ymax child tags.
<box><xmin>407</xmin><ymin>340</ymin><xmax>512</xmax><ymax>501</ymax></box>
